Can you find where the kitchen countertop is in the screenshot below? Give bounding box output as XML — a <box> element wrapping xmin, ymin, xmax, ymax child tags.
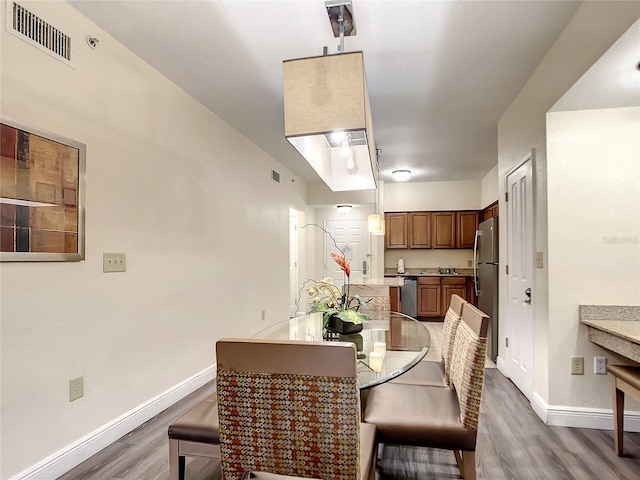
<box><xmin>579</xmin><ymin>305</ymin><xmax>640</xmax><ymax>363</ymax></box>
<box><xmin>384</xmin><ymin>268</ymin><xmax>475</xmax><ymax>278</ymax></box>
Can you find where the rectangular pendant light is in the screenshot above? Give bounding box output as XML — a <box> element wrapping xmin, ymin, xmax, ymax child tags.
<box><xmin>283</xmin><ymin>51</ymin><xmax>377</xmax><ymax>191</ymax></box>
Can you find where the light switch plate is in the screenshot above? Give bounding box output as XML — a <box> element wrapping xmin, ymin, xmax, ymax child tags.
<box><xmin>103</xmin><ymin>253</ymin><xmax>126</xmax><ymax>272</ymax></box>
<box><xmin>536</xmin><ymin>252</ymin><xmax>544</xmax><ymax>269</ymax></box>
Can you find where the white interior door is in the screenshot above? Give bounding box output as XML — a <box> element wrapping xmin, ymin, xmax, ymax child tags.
<box><xmin>505</xmin><ymin>153</ymin><xmax>535</xmax><ymax>399</ymax></box>
<box><xmin>325</xmin><ymin>220</ymin><xmax>369</xmax><ymax>292</ymax></box>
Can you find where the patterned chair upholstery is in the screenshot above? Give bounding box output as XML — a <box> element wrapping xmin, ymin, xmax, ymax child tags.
<box><xmin>390</xmin><ymin>294</ymin><xmax>466</xmax><ymax>387</ymax></box>
<box><xmin>363</xmin><ymin>303</ymin><xmax>489</xmax><ymax>480</ymax></box>
<box><xmin>216</xmin><ymin>338</ymin><xmax>377</xmax><ymax>480</ymax></box>
<box><xmin>348</xmin><ymin>284</ymin><xmax>390</xmax><ymax>316</ymax></box>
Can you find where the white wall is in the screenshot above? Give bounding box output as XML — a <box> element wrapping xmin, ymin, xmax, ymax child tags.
<box><xmin>480</xmin><ymin>165</ymin><xmax>499</xmax><ymax>209</ymax></box>
<box><xmin>0</xmin><ymin>2</ymin><xmax>310</xmax><ymax>477</ymax></box>
<box><xmin>497</xmin><ymin>1</ymin><xmax>639</xmax><ymax>414</ymax></box>
<box><xmin>547</xmin><ymin>106</ymin><xmax>640</xmax><ymax>408</ymax></box>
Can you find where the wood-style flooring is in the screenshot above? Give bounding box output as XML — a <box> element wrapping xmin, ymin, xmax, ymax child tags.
<box><xmin>58</xmin><ymin>324</ymin><xmax>640</xmax><ymax>480</ymax></box>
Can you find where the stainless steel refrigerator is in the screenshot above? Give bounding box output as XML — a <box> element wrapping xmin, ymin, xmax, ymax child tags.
<box><xmin>474</xmin><ymin>217</ymin><xmax>499</xmax><ymax>361</ymax></box>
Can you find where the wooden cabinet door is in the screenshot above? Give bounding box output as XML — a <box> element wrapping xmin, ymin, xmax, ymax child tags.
<box><xmin>431</xmin><ymin>212</ymin><xmax>456</xmax><ymax>249</ymax></box>
<box><xmin>418</xmin><ymin>284</ymin><xmax>441</xmax><ymax>316</ymax></box>
<box><xmin>408</xmin><ymin>212</ymin><xmax>431</xmax><ymax>248</ymax></box>
<box><xmin>492</xmin><ymin>204</ymin><xmax>499</xmax><ymax>217</ymax></box>
<box><xmin>385</xmin><ymin>213</ymin><xmax>408</xmax><ymax>249</ymax></box>
<box><xmin>390</xmin><ymin>286</ymin><xmax>401</xmax><ymax>313</ymax></box>
<box><xmin>466</xmin><ymin>276</ymin><xmax>478</xmax><ymax>306</ymax></box>
<box><xmin>456</xmin><ymin>211</ymin><xmax>479</xmax><ymax>249</ymax></box>
<box><xmin>442</xmin><ymin>285</ymin><xmax>467</xmax><ymax>315</ymax></box>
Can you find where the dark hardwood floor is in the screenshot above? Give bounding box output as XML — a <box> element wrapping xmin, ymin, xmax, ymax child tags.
<box><xmin>57</xmin><ymin>367</ymin><xmax>640</xmax><ymax>480</ymax></box>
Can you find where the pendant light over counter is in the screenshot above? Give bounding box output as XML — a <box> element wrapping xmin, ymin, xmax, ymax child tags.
<box><xmin>282</xmin><ymin>2</ymin><xmax>377</xmax><ymax>192</ymax></box>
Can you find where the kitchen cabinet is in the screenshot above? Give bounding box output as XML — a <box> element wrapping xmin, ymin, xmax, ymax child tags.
<box><xmin>390</xmin><ymin>286</ymin><xmax>401</xmax><ymax>312</ymax></box>
<box><xmin>385</xmin><ymin>213</ymin><xmax>408</xmax><ymax>249</ymax></box>
<box><xmin>441</xmin><ymin>277</ymin><xmax>467</xmax><ymax>313</ymax></box>
<box><xmin>385</xmin><ymin>210</ymin><xmax>480</xmax><ymax>250</ymax></box>
<box><xmin>417</xmin><ymin>277</ymin><xmax>441</xmax><ymax>316</ymax></box>
<box><xmin>408</xmin><ymin>212</ymin><xmax>431</xmax><ymax>248</ymax></box>
<box><xmin>418</xmin><ymin>276</ymin><xmax>469</xmax><ymax>318</ymax></box>
<box><xmin>431</xmin><ymin>212</ymin><xmax>456</xmax><ymax>249</ymax></box>
<box><xmin>456</xmin><ymin>211</ymin><xmax>479</xmax><ymax>249</ymax></box>
<box><xmin>482</xmin><ymin>201</ymin><xmax>499</xmax><ymax>221</ymax></box>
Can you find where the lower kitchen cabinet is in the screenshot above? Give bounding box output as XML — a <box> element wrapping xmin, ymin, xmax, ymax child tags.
<box><xmin>390</xmin><ymin>286</ymin><xmax>401</xmax><ymax>312</ymax></box>
<box><xmin>417</xmin><ymin>278</ymin><xmax>441</xmax><ymax>317</ymax></box>
<box><xmin>418</xmin><ymin>276</ymin><xmax>469</xmax><ymax>318</ymax></box>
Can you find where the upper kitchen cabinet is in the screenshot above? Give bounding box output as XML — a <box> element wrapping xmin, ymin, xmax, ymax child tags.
<box><xmin>431</xmin><ymin>212</ymin><xmax>456</xmax><ymax>249</ymax></box>
<box><xmin>456</xmin><ymin>211</ymin><xmax>480</xmax><ymax>249</ymax></box>
<box><xmin>408</xmin><ymin>212</ymin><xmax>431</xmax><ymax>249</ymax></box>
<box><xmin>385</xmin><ymin>210</ymin><xmax>480</xmax><ymax>250</ymax></box>
<box><xmin>385</xmin><ymin>213</ymin><xmax>408</xmax><ymax>249</ymax></box>
<box><xmin>482</xmin><ymin>201</ymin><xmax>499</xmax><ymax>221</ymax></box>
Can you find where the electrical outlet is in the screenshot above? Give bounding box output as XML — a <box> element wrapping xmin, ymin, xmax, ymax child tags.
<box><xmin>69</xmin><ymin>376</ymin><xmax>84</xmax><ymax>402</ymax></box>
<box><xmin>103</xmin><ymin>253</ymin><xmax>126</xmax><ymax>272</ymax></box>
<box><xmin>594</xmin><ymin>356</ymin><xmax>607</xmax><ymax>375</ymax></box>
<box><xmin>571</xmin><ymin>356</ymin><xmax>584</xmax><ymax>375</ymax></box>
<box><xmin>261</xmin><ymin>310</ymin><xmax>266</xmax><ymax>321</ymax></box>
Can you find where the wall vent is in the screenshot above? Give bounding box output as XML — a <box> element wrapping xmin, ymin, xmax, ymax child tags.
<box><xmin>6</xmin><ymin>2</ymin><xmax>74</xmax><ymax>67</ymax></box>
<box><xmin>271</xmin><ymin>170</ymin><xmax>281</xmax><ymax>184</ymax></box>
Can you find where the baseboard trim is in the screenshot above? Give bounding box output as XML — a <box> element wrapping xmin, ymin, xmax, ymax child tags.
<box><xmin>531</xmin><ymin>392</ymin><xmax>640</xmax><ymax>432</ymax></box>
<box><xmin>12</xmin><ymin>365</ymin><xmax>216</xmax><ymax>480</ymax></box>
<box><xmin>496</xmin><ymin>355</ymin><xmax>508</xmax><ymax>376</ymax></box>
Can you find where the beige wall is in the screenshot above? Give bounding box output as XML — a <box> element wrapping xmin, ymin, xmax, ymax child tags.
<box><xmin>480</xmin><ymin>165</ymin><xmax>499</xmax><ymax>209</ymax></box>
<box><xmin>547</xmin><ymin>106</ymin><xmax>640</xmax><ymax>407</ymax></box>
<box><xmin>497</xmin><ymin>1</ymin><xmax>639</xmax><ymax>412</ymax></box>
<box><xmin>0</xmin><ymin>1</ymin><xmax>310</xmax><ymax>477</ymax></box>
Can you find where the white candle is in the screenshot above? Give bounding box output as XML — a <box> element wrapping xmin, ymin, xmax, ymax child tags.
<box><xmin>369</xmin><ymin>352</ymin><xmax>383</xmax><ymax>373</ymax></box>
<box><xmin>373</xmin><ymin>342</ymin><xmax>386</xmax><ymax>358</ymax></box>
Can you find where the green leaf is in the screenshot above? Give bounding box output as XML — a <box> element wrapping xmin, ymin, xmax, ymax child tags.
<box><xmin>337</xmin><ymin>309</ymin><xmax>367</xmax><ymax>324</ymax></box>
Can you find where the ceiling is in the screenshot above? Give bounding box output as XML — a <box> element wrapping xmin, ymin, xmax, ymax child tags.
<box><xmin>68</xmin><ymin>0</ymin><xmax>583</xmax><ymax>186</ymax></box>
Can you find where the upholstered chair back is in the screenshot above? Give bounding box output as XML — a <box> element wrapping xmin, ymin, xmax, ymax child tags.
<box><xmin>348</xmin><ymin>284</ymin><xmax>390</xmax><ymax>315</ymax></box>
<box><xmin>448</xmin><ymin>303</ymin><xmax>489</xmax><ymax>430</ymax></box>
<box><xmin>441</xmin><ymin>294</ymin><xmax>466</xmax><ymax>385</ymax></box>
<box><xmin>216</xmin><ymin>339</ymin><xmax>361</xmax><ymax>480</ymax></box>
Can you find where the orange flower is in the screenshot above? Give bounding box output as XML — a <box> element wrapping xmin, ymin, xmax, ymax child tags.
<box><xmin>331</xmin><ymin>252</ymin><xmax>351</xmax><ymax>277</ymax></box>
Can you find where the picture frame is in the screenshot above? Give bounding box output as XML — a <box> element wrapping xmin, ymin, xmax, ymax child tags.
<box><xmin>1</xmin><ymin>117</ymin><xmax>86</xmax><ymax>261</ymax></box>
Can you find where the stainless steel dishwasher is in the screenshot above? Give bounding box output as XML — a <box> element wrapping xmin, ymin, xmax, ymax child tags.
<box><xmin>400</xmin><ymin>277</ymin><xmax>418</xmax><ymax>318</ymax></box>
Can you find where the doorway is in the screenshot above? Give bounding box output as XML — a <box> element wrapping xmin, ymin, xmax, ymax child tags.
<box><xmin>505</xmin><ymin>151</ymin><xmax>535</xmax><ymax>399</ymax></box>
<box><xmin>324</xmin><ymin>219</ymin><xmax>369</xmax><ymax>291</ymax></box>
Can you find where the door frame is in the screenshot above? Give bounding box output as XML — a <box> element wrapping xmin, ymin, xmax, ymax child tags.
<box><xmin>502</xmin><ymin>149</ymin><xmax>536</xmax><ymax>399</ymax></box>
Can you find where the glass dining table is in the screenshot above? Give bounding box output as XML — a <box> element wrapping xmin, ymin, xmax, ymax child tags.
<box><xmin>252</xmin><ymin>311</ymin><xmax>431</xmax><ymax>389</ymax></box>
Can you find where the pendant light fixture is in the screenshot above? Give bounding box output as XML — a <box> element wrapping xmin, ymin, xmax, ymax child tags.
<box><xmin>368</xmin><ymin>149</ymin><xmax>385</xmax><ymax>235</ymax></box>
<box><xmin>283</xmin><ymin>1</ymin><xmax>377</xmax><ymax>192</ymax></box>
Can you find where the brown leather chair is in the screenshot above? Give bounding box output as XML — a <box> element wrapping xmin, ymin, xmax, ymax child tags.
<box><xmin>363</xmin><ymin>303</ymin><xmax>489</xmax><ymax>480</ymax></box>
<box><xmin>606</xmin><ymin>364</ymin><xmax>640</xmax><ymax>456</ymax></box>
<box><xmin>216</xmin><ymin>338</ymin><xmax>377</xmax><ymax>480</ymax></box>
<box><xmin>390</xmin><ymin>293</ymin><xmax>466</xmax><ymax>387</ymax></box>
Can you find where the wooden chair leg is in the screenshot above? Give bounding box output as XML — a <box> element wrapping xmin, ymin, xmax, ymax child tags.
<box><xmin>453</xmin><ymin>450</ymin><xmax>464</xmax><ymax>476</ymax></box>
<box><xmin>612</xmin><ymin>381</ymin><xmax>625</xmax><ymax>456</ymax></box>
<box><xmin>169</xmin><ymin>439</ymin><xmax>186</xmax><ymax>480</ymax></box>
<box><xmin>462</xmin><ymin>451</ymin><xmax>476</xmax><ymax>480</ymax></box>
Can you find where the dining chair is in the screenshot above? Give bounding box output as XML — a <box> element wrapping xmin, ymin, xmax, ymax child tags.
<box><xmin>389</xmin><ymin>293</ymin><xmax>466</xmax><ymax>387</ymax></box>
<box><xmin>216</xmin><ymin>338</ymin><xmax>377</xmax><ymax>480</ymax></box>
<box><xmin>363</xmin><ymin>303</ymin><xmax>489</xmax><ymax>480</ymax></box>
<box><xmin>348</xmin><ymin>284</ymin><xmax>391</xmax><ymax>315</ymax></box>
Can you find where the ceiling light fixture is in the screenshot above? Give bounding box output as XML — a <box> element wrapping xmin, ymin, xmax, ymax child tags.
<box><xmin>392</xmin><ymin>169</ymin><xmax>412</xmax><ymax>182</ymax></box>
<box><xmin>282</xmin><ymin>1</ymin><xmax>377</xmax><ymax>192</ymax></box>
<box><xmin>337</xmin><ymin>204</ymin><xmax>353</xmax><ymax>214</ymax></box>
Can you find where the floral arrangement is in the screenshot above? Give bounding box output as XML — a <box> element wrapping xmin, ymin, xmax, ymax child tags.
<box><xmin>307</xmin><ymin>252</ymin><xmax>368</xmax><ymax>327</ymax></box>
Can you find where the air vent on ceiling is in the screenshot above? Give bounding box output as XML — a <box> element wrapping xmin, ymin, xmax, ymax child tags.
<box><xmin>271</xmin><ymin>170</ymin><xmax>281</xmax><ymax>184</ymax></box>
<box><xmin>6</xmin><ymin>2</ymin><xmax>74</xmax><ymax>67</ymax></box>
